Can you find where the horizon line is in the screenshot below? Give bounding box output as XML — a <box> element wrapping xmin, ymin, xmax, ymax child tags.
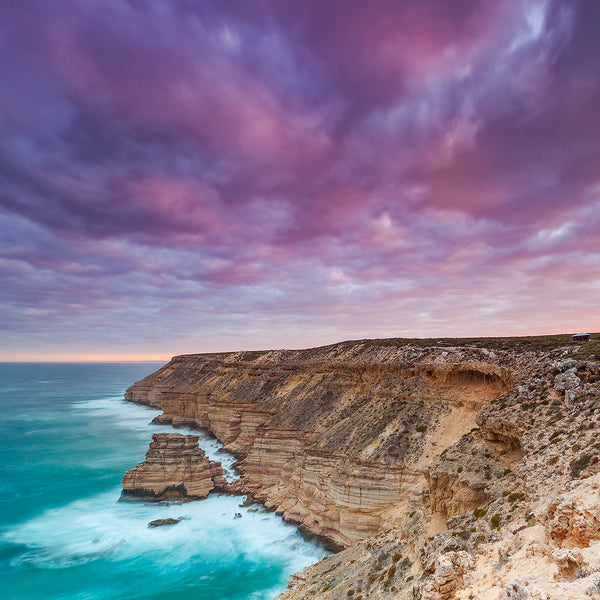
<box><xmin>2</xmin><ymin>331</ymin><xmax>597</xmax><ymax>363</ymax></box>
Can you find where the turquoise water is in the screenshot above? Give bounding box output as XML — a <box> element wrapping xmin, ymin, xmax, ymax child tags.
<box><xmin>0</xmin><ymin>363</ymin><xmax>327</xmax><ymax>600</ymax></box>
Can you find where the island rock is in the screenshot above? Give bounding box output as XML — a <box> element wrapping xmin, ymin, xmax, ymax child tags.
<box><xmin>122</xmin><ymin>432</ymin><xmax>227</xmax><ymax>501</ymax></box>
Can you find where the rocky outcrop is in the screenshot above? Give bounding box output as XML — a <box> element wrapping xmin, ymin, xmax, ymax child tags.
<box><xmin>416</xmin><ymin>550</ymin><xmax>474</xmax><ymax>599</ymax></box>
<box><xmin>553</xmin><ymin>368</ymin><xmax>581</xmax><ymax>403</ymax></box>
<box><xmin>122</xmin><ymin>433</ymin><xmax>227</xmax><ymax>501</ymax></box>
<box><xmin>476</xmin><ymin>409</ymin><xmax>525</xmax><ymax>449</ymax></box>
<box><xmin>148</xmin><ymin>518</ymin><xmax>180</xmax><ymax>527</ymax></box>
<box><xmin>123</xmin><ymin>335</ymin><xmax>600</xmax><ymax>600</ymax></box>
<box><xmin>418</xmin><ymin>360</ymin><xmax>514</xmax><ymax>409</ymax></box>
<box><xmin>425</xmin><ymin>430</ymin><xmax>508</xmax><ymax>518</ymax></box>
<box><xmin>546</xmin><ymin>474</ymin><xmax>600</xmax><ymax>548</ymax></box>
<box><xmin>426</xmin><ymin>471</ymin><xmax>489</xmax><ymax>517</ymax></box>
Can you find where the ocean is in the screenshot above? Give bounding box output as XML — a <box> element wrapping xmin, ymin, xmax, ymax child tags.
<box><xmin>0</xmin><ymin>362</ymin><xmax>327</xmax><ymax>600</ymax></box>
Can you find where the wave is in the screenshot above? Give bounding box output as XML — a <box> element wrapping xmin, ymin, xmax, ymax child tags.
<box><xmin>2</xmin><ymin>488</ymin><xmax>327</xmax><ymax>574</ymax></box>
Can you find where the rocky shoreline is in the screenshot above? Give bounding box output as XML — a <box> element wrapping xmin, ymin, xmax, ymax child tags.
<box><xmin>122</xmin><ymin>335</ymin><xmax>600</xmax><ymax>599</ymax></box>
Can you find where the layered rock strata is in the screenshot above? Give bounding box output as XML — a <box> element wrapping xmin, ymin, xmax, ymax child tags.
<box><xmin>122</xmin><ymin>432</ymin><xmax>226</xmax><ymax>501</ymax></box>
<box><xmin>242</xmin><ymin>430</ymin><xmax>421</xmax><ymax>545</ymax></box>
<box><xmin>124</xmin><ymin>335</ymin><xmax>600</xmax><ymax>599</ymax></box>
<box><xmin>125</xmin><ymin>343</ymin><xmax>518</xmax><ymax>546</ymax></box>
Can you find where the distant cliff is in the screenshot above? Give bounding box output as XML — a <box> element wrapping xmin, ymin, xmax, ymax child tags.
<box><xmin>125</xmin><ymin>335</ymin><xmax>600</xmax><ymax>599</ymax></box>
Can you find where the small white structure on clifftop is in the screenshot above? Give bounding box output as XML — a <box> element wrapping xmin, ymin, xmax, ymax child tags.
<box><xmin>571</xmin><ymin>333</ymin><xmax>590</xmax><ymax>342</ymax></box>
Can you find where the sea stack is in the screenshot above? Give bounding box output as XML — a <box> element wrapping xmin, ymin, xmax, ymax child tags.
<box><xmin>122</xmin><ymin>432</ymin><xmax>227</xmax><ymax>501</ymax></box>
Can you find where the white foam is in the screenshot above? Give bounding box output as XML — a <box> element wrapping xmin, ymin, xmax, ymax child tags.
<box><xmin>3</xmin><ymin>488</ymin><xmax>328</xmax><ymax>574</ymax></box>
<box><xmin>2</xmin><ymin>368</ymin><xmax>329</xmax><ymax>599</ymax></box>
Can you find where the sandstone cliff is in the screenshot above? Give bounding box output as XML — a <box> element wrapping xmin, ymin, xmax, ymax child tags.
<box><xmin>124</xmin><ymin>334</ymin><xmax>600</xmax><ymax>598</ymax></box>
<box><xmin>122</xmin><ymin>432</ymin><xmax>227</xmax><ymax>501</ymax></box>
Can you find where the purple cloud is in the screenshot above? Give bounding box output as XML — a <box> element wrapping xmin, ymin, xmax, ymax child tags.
<box><xmin>1</xmin><ymin>0</ymin><xmax>599</xmax><ymax>359</ymax></box>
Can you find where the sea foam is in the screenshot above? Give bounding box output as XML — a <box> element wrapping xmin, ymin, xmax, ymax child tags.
<box><xmin>4</xmin><ymin>488</ymin><xmax>326</xmax><ymax>573</ymax></box>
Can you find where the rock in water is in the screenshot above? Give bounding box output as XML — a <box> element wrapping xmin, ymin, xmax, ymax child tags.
<box><xmin>148</xmin><ymin>518</ymin><xmax>180</xmax><ymax>528</ymax></box>
<box><xmin>122</xmin><ymin>432</ymin><xmax>227</xmax><ymax>501</ymax></box>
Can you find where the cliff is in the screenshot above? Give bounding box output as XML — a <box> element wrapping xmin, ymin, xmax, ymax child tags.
<box><xmin>124</xmin><ymin>334</ymin><xmax>600</xmax><ymax>598</ymax></box>
<box><xmin>122</xmin><ymin>432</ymin><xmax>227</xmax><ymax>501</ymax></box>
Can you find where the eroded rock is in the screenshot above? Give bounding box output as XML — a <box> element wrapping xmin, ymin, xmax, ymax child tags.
<box><xmin>416</xmin><ymin>550</ymin><xmax>474</xmax><ymax>599</ymax></box>
<box><xmin>546</xmin><ymin>474</ymin><xmax>600</xmax><ymax>548</ymax></box>
<box><xmin>505</xmin><ymin>580</ymin><xmax>529</xmax><ymax>599</ymax></box>
<box><xmin>122</xmin><ymin>433</ymin><xmax>227</xmax><ymax>501</ymax></box>
<box><xmin>122</xmin><ymin>337</ymin><xmax>600</xmax><ymax>599</ymax></box>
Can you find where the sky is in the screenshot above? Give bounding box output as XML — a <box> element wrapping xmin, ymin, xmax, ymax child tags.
<box><xmin>1</xmin><ymin>0</ymin><xmax>599</xmax><ymax>361</ymax></box>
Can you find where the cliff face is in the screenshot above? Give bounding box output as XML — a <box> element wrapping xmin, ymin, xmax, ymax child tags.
<box><xmin>124</xmin><ymin>335</ymin><xmax>600</xmax><ymax>598</ymax></box>
<box><xmin>122</xmin><ymin>432</ymin><xmax>226</xmax><ymax>501</ymax></box>
<box><xmin>125</xmin><ymin>342</ymin><xmax>519</xmax><ymax>547</ymax></box>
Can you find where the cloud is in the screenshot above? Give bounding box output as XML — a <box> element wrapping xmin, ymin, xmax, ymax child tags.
<box><xmin>0</xmin><ymin>0</ymin><xmax>599</xmax><ymax>358</ymax></box>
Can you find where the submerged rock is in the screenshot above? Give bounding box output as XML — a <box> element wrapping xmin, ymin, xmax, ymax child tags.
<box><xmin>148</xmin><ymin>518</ymin><xmax>180</xmax><ymax>528</ymax></box>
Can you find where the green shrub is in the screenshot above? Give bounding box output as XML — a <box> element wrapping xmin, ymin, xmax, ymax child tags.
<box><xmin>570</xmin><ymin>453</ymin><xmax>592</xmax><ymax>479</ymax></box>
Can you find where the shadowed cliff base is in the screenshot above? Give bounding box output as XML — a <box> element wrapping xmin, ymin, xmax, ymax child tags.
<box><xmin>124</xmin><ymin>334</ymin><xmax>600</xmax><ymax>599</ymax></box>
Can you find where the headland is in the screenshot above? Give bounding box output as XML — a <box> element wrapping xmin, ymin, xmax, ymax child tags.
<box><xmin>123</xmin><ymin>334</ymin><xmax>600</xmax><ymax>599</ymax></box>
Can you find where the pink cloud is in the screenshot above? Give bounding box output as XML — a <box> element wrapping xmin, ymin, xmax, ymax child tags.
<box><xmin>1</xmin><ymin>0</ymin><xmax>599</xmax><ymax>359</ymax></box>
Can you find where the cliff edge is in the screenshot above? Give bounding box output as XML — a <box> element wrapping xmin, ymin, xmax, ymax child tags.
<box><xmin>124</xmin><ymin>334</ymin><xmax>600</xmax><ymax>599</ymax></box>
